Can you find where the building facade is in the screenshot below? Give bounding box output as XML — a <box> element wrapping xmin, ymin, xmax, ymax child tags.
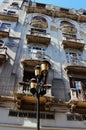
<box><xmin>0</xmin><ymin>0</ymin><xmax>86</xmax><ymax>130</ymax></box>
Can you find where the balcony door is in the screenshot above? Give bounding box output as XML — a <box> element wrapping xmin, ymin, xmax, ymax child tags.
<box><xmin>65</xmin><ymin>51</ymin><xmax>82</xmax><ymax>64</ymax></box>
<box><xmin>70</xmin><ymin>78</ymin><xmax>86</xmax><ymax>101</ymax></box>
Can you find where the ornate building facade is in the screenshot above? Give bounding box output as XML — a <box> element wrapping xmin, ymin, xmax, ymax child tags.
<box><xmin>0</xmin><ymin>0</ymin><xmax>86</xmax><ymax>130</ymax></box>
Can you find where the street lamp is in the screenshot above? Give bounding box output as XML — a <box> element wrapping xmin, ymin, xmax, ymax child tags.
<box><xmin>30</xmin><ymin>59</ymin><xmax>51</xmax><ymax>130</ymax></box>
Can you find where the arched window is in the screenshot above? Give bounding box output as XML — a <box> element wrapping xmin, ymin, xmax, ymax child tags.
<box><xmin>30</xmin><ymin>16</ymin><xmax>48</xmax><ymax>29</ymax></box>
<box><xmin>60</xmin><ymin>21</ymin><xmax>77</xmax><ymax>34</ymax></box>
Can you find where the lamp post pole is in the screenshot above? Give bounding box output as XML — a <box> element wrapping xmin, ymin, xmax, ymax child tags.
<box><xmin>37</xmin><ymin>92</ymin><xmax>40</xmax><ymax>130</ymax></box>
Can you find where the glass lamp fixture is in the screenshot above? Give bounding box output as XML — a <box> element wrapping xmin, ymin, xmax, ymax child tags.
<box><xmin>41</xmin><ymin>59</ymin><xmax>50</xmax><ymax>73</ymax></box>
<box><xmin>35</xmin><ymin>64</ymin><xmax>41</xmax><ymax>77</ymax></box>
<box><xmin>30</xmin><ymin>78</ymin><xmax>37</xmax><ymax>95</ymax></box>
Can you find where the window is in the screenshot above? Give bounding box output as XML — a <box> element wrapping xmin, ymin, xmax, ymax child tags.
<box><xmin>65</xmin><ymin>51</ymin><xmax>81</xmax><ymax>64</ymax></box>
<box><xmin>75</xmin><ymin>81</ymin><xmax>81</xmax><ymax>94</ymax></box>
<box><xmin>23</xmin><ymin>70</ymin><xmax>35</xmax><ymax>81</ymax></box>
<box><xmin>31</xmin><ymin>28</ymin><xmax>46</xmax><ymax>35</ymax></box>
<box><xmin>61</xmin><ymin>21</ymin><xmax>77</xmax><ymax>34</ymax></box>
<box><xmin>61</xmin><ymin>21</ymin><xmax>74</xmax><ymax>27</ymax></box>
<box><xmin>9</xmin><ymin>110</ymin><xmax>55</xmax><ymax>119</ymax></box>
<box><xmin>28</xmin><ymin>46</ymin><xmax>45</xmax><ymax>55</ymax></box>
<box><xmin>11</xmin><ymin>2</ymin><xmax>19</xmax><ymax>7</ymax></box>
<box><xmin>6</xmin><ymin>38</ymin><xmax>19</xmax><ymax>47</ymax></box>
<box><xmin>83</xmin><ymin>11</ymin><xmax>86</xmax><ymax>15</ymax></box>
<box><xmin>70</xmin><ymin>78</ymin><xmax>86</xmax><ymax>100</ymax></box>
<box><xmin>0</xmin><ymin>23</ymin><xmax>11</xmax><ymax>31</ymax></box>
<box><xmin>63</xmin><ymin>33</ymin><xmax>76</xmax><ymax>40</ymax></box>
<box><xmin>36</xmin><ymin>3</ymin><xmax>46</xmax><ymax>8</ymax></box>
<box><xmin>7</xmin><ymin>10</ymin><xmax>16</xmax><ymax>15</ymax></box>
<box><xmin>67</xmin><ymin>113</ymin><xmax>83</xmax><ymax>121</ymax></box>
<box><xmin>60</xmin><ymin>8</ymin><xmax>69</xmax><ymax>13</ymax></box>
<box><xmin>30</xmin><ymin>16</ymin><xmax>48</xmax><ymax>29</ymax></box>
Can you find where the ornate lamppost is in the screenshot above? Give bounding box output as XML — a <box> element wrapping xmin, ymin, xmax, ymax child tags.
<box><xmin>19</xmin><ymin>59</ymin><xmax>51</xmax><ymax>130</ymax></box>
<box><xmin>29</xmin><ymin>59</ymin><xmax>51</xmax><ymax>130</ymax></box>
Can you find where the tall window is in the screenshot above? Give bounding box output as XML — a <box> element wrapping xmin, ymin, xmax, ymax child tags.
<box><xmin>28</xmin><ymin>46</ymin><xmax>45</xmax><ymax>54</ymax></box>
<box><xmin>66</xmin><ymin>51</ymin><xmax>81</xmax><ymax>64</ymax></box>
<box><xmin>61</xmin><ymin>21</ymin><xmax>77</xmax><ymax>34</ymax></box>
<box><xmin>30</xmin><ymin>16</ymin><xmax>48</xmax><ymax>29</ymax></box>
<box><xmin>70</xmin><ymin>78</ymin><xmax>86</xmax><ymax>100</ymax></box>
<box><xmin>0</xmin><ymin>23</ymin><xmax>11</xmax><ymax>31</ymax></box>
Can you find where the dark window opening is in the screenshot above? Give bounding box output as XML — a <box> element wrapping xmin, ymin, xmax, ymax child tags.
<box><xmin>61</xmin><ymin>21</ymin><xmax>74</xmax><ymax>27</ymax></box>
<box><xmin>31</xmin><ymin>28</ymin><xmax>46</xmax><ymax>35</ymax></box>
<box><xmin>36</xmin><ymin>3</ymin><xmax>46</xmax><ymax>8</ymax></box>
<box><xmin>67</xmin><ymin>113</ymin><xmax>83</xmax><ymax>121</ymax></box>
<box><xmin>67</xmin><ymin>114</ymin><xmax>75</xmax><ymax>120</ymax></box>
<box><xmin>83</xmin><ymin>115</ymin><xmax>86</xmax><ymax>120</ymax></box>
<box><xmin>46</xmin><ymin>114</ymin><xmax>55</xmax><ymax>119</ymax></box>
<box><xmin>11</xmin><ymin>2</ymin><xmax>19</xmax><ymax>7</ymax></box>
<box><xmin>9</xmin><ymin>110</ymin><xmax>55</xmax><ymax>119</ymax></box>
<box><xmin>7</xmin><ymin>10</ymin><xmax>16</xmax><ymax>15</ymax></box>
<box><xmin>83</xmin><ymin>11</ymin><xmax>86</xmax><ymax>15</ymax></box>
<box><xmin>63</xmin><ymin>33</ymin><xmax>76</xmax><ymax>39</ymax></box>
<box><xmin>23</xmin><ymin>70</ymin><xmax>35</xmax><ymax>82</ymax></box>
<box><xmin>60</xmin><ymin>8</ymin><xmax>69</xmax><ymax>13</ymax></box>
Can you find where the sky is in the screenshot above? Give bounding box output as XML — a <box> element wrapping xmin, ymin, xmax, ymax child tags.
<box><xmin>0</xmin><ymin>0</ymin><xmax>2</xmax><ymax>3</ymax></box>
<box><xmin>0</xmin><ymin>0</ymin><xmax>86</xmax><ymax>10</ymax></box>
<box><xmin>32</xmin><ymin>0</ymin><xmax>86</xmax><ymax>10</ymax></box>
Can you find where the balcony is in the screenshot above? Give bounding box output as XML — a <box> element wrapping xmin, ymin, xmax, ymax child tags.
<box><xmin>68</xmin><ymin>94</ymin><xmax>86</xmax><ymax>114</ymax></box>
<box><xmin>15</xmin><ymin>82</ymin><xmax>53</xmax><ymax>111</ymax></box>
<box><xmin>21</xmin><ymin>52</ymin><xmax>50</xmax><ymax>71</ymax></box>
<box><xmin>0</xmin><ymin>12</ymin><xmax>18</xmax><ymax>22</ymax></box>
<box><xmin>0</xmin><ymin>46</ymin><xmax>7</xmax><ymax>65</ymax></box>
<box><xmin>0</xmin><ymin>28</ymin><xmax>9</xmax><ymax>38</ymax></box>
<box><xmin>26</xmin><ymin>31</ymin><xmax>51</xmax><ymax>46</ymax></box>
<box><xmin>64</xmin><ymin>58</ymin><xmax>86</xmax><ymax>78</ymax></box>
<box><xmin>68</xmin><ymin>100</ymin><xmax>86</xmax><ymax>114</ymax></box>
<box><xmin>68</xmin><ymin>83</ymin><xmax>86</xmax><ymax>114</ymax></box>
<box><xmin>62</xmin><ymin>37</ymin><xmax>85</xmax><ymax>51</ymax></box>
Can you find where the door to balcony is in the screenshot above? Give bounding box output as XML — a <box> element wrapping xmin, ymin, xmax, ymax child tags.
<box><xmin>68</xmin><ymin>77</ymin><xmax>86</xmax><ymax>114</ymax></box>
<box><xmin>69</xmin><ymin>78</ymin><xmax>86</xmax><ymax>101</ymax></box>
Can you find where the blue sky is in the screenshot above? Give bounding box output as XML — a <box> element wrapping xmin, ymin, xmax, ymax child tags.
<box><xmin>0</xmin><ymin>0</ymin><xmax>2</xmax><ymax>3</ymax></box>
<box><xmin>32</xmin><ymin>0</ymin><xmax>86</xmax><ymax>10</ymax></box>
<box><xmin>0</xmin><ymin>0</ymin><xmax>86</xmax><ymax>10</ymax></box>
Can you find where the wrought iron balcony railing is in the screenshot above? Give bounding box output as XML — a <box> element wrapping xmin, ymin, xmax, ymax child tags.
<box><xmin>27</xmin><ymin>30</ymin><xmax>50</xmax><ymax>38</ymax></box>
<box><xmin>70</xmin><ymin>88</ymin><xmax>86</xmax><ymax>101</ymax></box>
<box><xmin>64</xmin><ymin>58</ymin><xmax>86</xmax><ymax>67</ymax></box>
<box><xmin>22</xmin><ymin>52</ymin><xmax>50</xmax><ymax>61</ymax></box>
<box><xmin>63</xmin><ymin>37</ymin><xmax>85</xmax><ymax>44</ymax></box>
<box><xmin>0</xmin><ymin>11</ymin><xmax>18</xmax><ymax>17</ymax></box>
